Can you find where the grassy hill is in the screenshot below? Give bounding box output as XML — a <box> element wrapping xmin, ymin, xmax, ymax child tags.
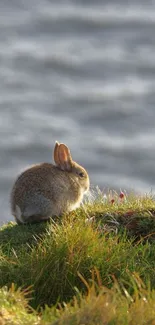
<box><xmin>1</xmin><ymin>190</ymin><xmax>155</xmax><ymax>324</ymax></box>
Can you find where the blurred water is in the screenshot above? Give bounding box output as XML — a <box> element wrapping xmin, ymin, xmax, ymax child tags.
<box><xmin>0</xmin><ymin>0</ymin><xmax>155</xmax><ymax>224</ymax></box>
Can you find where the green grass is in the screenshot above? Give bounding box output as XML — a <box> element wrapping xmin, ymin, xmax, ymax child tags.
<box><xmin>1</xmin><ymin>189</ymin><xmax>155</xmax><ymax>324</ymax></box>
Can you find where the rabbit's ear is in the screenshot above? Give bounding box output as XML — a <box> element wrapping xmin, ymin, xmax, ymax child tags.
<box><xmin>58</xmin><ymin>144</ymin><xmax>73</xmax><ymax>171</ymax></box>
<box><xmin>54</xmin><ymin>141</ymin><xmax>61</xmax><ymax>167</ymax></box>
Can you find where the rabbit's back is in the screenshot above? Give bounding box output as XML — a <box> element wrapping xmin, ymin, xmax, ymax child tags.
<box><xmin>12</xmin><ymin>163</ymin><xmax>56</xmax><ymax>202</ymax></box>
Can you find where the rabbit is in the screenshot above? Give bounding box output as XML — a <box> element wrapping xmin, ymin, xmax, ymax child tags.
<box><xmin>11</xmin><ymin>141</ymin><xmax>90</xmax><ymax>224</ymax></box>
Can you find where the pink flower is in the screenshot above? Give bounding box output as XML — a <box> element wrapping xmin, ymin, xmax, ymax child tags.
<box><xmin>126</xmin><ymin>210</ymin><xmax>134</xmax><ymax>216</ymax></box>
<box><xmin>119</xmin><ymin>192</ymin><xmax>125</xmax><ymax>199</ymax></box>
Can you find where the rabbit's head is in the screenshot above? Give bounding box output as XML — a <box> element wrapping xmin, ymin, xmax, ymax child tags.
<box><xmin>54</xmin><ymin>141</ymin><xmax>90</xmax><ymax>194</ymax></box>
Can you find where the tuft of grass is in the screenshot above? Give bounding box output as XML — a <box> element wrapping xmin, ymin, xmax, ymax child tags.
<box><xmin>1</xmin><ymin>274</ymin><xmax>155</xmax><ymax>324</ymax></box>
<box><xmin>0</xmin><ymin>285</ymin><xmax>39</xmax><ymax>324</ymax></box>
<box><xmin>41</xmin><ymin>272</ymin><xmax>155</xmax><ymax>325</ymax></box>
<box><xmin>1</xmin><ymin>189</ymin><xmax>155</xmax><ymax>323</ymax></box>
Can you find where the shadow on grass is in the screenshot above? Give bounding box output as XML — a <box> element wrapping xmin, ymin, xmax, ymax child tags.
<box><xmin>88</xmin><ymin>209</ymin><xmax>155</xmax><ymax>242</ymax></box>
<box><xmin>0</xmin><ymin>218</ymin><xmax>60</xmax><ymax>256</ymax></box>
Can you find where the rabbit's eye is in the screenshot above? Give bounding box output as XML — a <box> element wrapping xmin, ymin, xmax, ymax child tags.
<box><xmin>79</xmin><ymin>172</ymin><xmax>85</xmax><ymax>178</ymax></box>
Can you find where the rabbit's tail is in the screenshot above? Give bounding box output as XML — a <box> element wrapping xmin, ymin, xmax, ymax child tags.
<box><xmin>15</xmin><ymin>205</ymin><xmax>24</xmax><ymax>224</ymax></box>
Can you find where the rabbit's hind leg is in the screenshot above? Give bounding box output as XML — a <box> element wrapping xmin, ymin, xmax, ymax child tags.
<box><xmin>25</xmin><ymin>214</ymin><xmax>50</xmax><ymax>224</ymax></box>
<box><xmin>21</xmin><ymin>194</ymin><xmax>53</xmax><ymax>224</ymax></box>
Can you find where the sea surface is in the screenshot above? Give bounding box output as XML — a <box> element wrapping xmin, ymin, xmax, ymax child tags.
<box><xmin>0</xmin><ymin>0</ymin><xmax>155</xmax><ymax>224</ymax></box>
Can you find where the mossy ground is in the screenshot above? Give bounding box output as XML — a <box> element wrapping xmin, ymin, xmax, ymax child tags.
<box><xmin>1</xmin><ymin>189</ymin><xmax>155</xmax><ymax>324</ymax></box>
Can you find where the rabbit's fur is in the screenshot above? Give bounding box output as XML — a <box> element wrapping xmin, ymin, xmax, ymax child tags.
<box><xmin>11</xmin><ymin>141</ymin><xmax>90</xmax><ymax>224</ymax></box>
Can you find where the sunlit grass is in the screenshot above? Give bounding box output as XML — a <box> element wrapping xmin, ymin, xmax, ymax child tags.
<box><xmin>0</xmin><ymin>189</ymin><xmax>155</xmax><ymax>324</ymax></box>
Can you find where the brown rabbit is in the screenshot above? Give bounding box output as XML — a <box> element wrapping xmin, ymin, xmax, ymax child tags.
<box><xmin>11</xmin><ymin>141</ymin><xmax>90</xmax><ymax>224</ymax></box>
